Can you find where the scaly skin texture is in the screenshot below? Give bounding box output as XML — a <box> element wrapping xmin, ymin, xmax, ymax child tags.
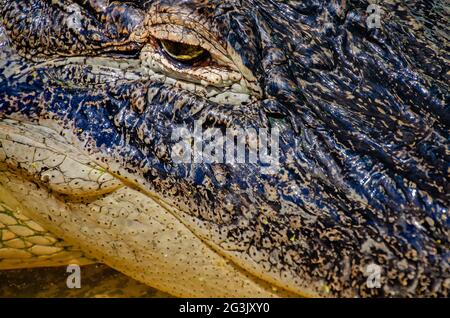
<box><xmin>0</xmin><ymin>0</ymin><xmax>449</xmax><ymax>297</ymax></box>
<box><xmin>0</xmin><ymin>198</ymin><xmax>93</xmax><ymax>269</ymax></box>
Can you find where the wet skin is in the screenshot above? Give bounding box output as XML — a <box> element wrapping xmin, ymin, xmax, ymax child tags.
<box><xmin>0</xmin><ymin>0</ymin><xmax>448</xmax><ymax>297</ymax></box>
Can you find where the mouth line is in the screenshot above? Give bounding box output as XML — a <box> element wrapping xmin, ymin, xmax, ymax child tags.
<box><xmin>100</xmin><ymin>170</ymin><xmax>308</xmax><ymax>297</ymax></box>
<box><xmin>0</xmin><ymin>171</ymin><xmax>300</xmax><ymax>297</ymax></box>
<box><xmin>0</xmin><ymin>119</ymin><xmax>305</xmax><ymax>296</ymax></box>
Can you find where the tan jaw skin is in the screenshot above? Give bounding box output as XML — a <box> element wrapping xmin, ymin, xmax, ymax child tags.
<box><xmin>0</xmin><ymin>120</ymin><xmax>299</xmax><ymax>297</ymax></box>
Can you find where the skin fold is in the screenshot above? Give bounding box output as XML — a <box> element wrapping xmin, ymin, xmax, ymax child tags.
<box><xmin>0</xmin><ymin>0</ymin><xmax>448</xmax><ymax>297</ymax></box>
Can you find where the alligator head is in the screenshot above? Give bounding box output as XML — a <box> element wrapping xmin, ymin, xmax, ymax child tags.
<box><xmin>0</xmin><ymin>0</ymin><xmax>448</xmax><ymax>297</ymax></box>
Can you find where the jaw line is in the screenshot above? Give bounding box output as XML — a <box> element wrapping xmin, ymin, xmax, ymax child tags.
<box><xmin>0</xmin><ymin>120</ymin><xmax>303</xmax><ymax>297</ymax></box>
<box><xmin>0</xmin><ymin>119</ymin><xmax>308</xmax><ymax>296</ymax></box>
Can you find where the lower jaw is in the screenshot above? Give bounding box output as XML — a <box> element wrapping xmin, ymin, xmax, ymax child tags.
<box><xmin>0</xmin><ymin>167</ymin><xmax>295</xmax><ymax>297</ymax></box>
<box><xmin>0</xmin><ymin>119</ymin><xmax>299</xmax><ymax>297</ymax></box>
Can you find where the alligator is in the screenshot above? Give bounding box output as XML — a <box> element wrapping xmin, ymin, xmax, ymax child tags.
<box><xmin>0</xmin><ymin>0</ymin><xmax>448</xmax><ymax>297</ymax></box>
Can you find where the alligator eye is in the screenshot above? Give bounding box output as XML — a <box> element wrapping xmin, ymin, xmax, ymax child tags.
<box><xmin>159</xmin><ymin>39</ymin><xmax>209</xmax><ymax>64</ymax></box>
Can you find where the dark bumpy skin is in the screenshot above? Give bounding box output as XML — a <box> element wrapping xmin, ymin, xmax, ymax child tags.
<box><xmin>0</xmin><ymin>0</ymin><xmax>449</xmax><ymax>297</ymax></box>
